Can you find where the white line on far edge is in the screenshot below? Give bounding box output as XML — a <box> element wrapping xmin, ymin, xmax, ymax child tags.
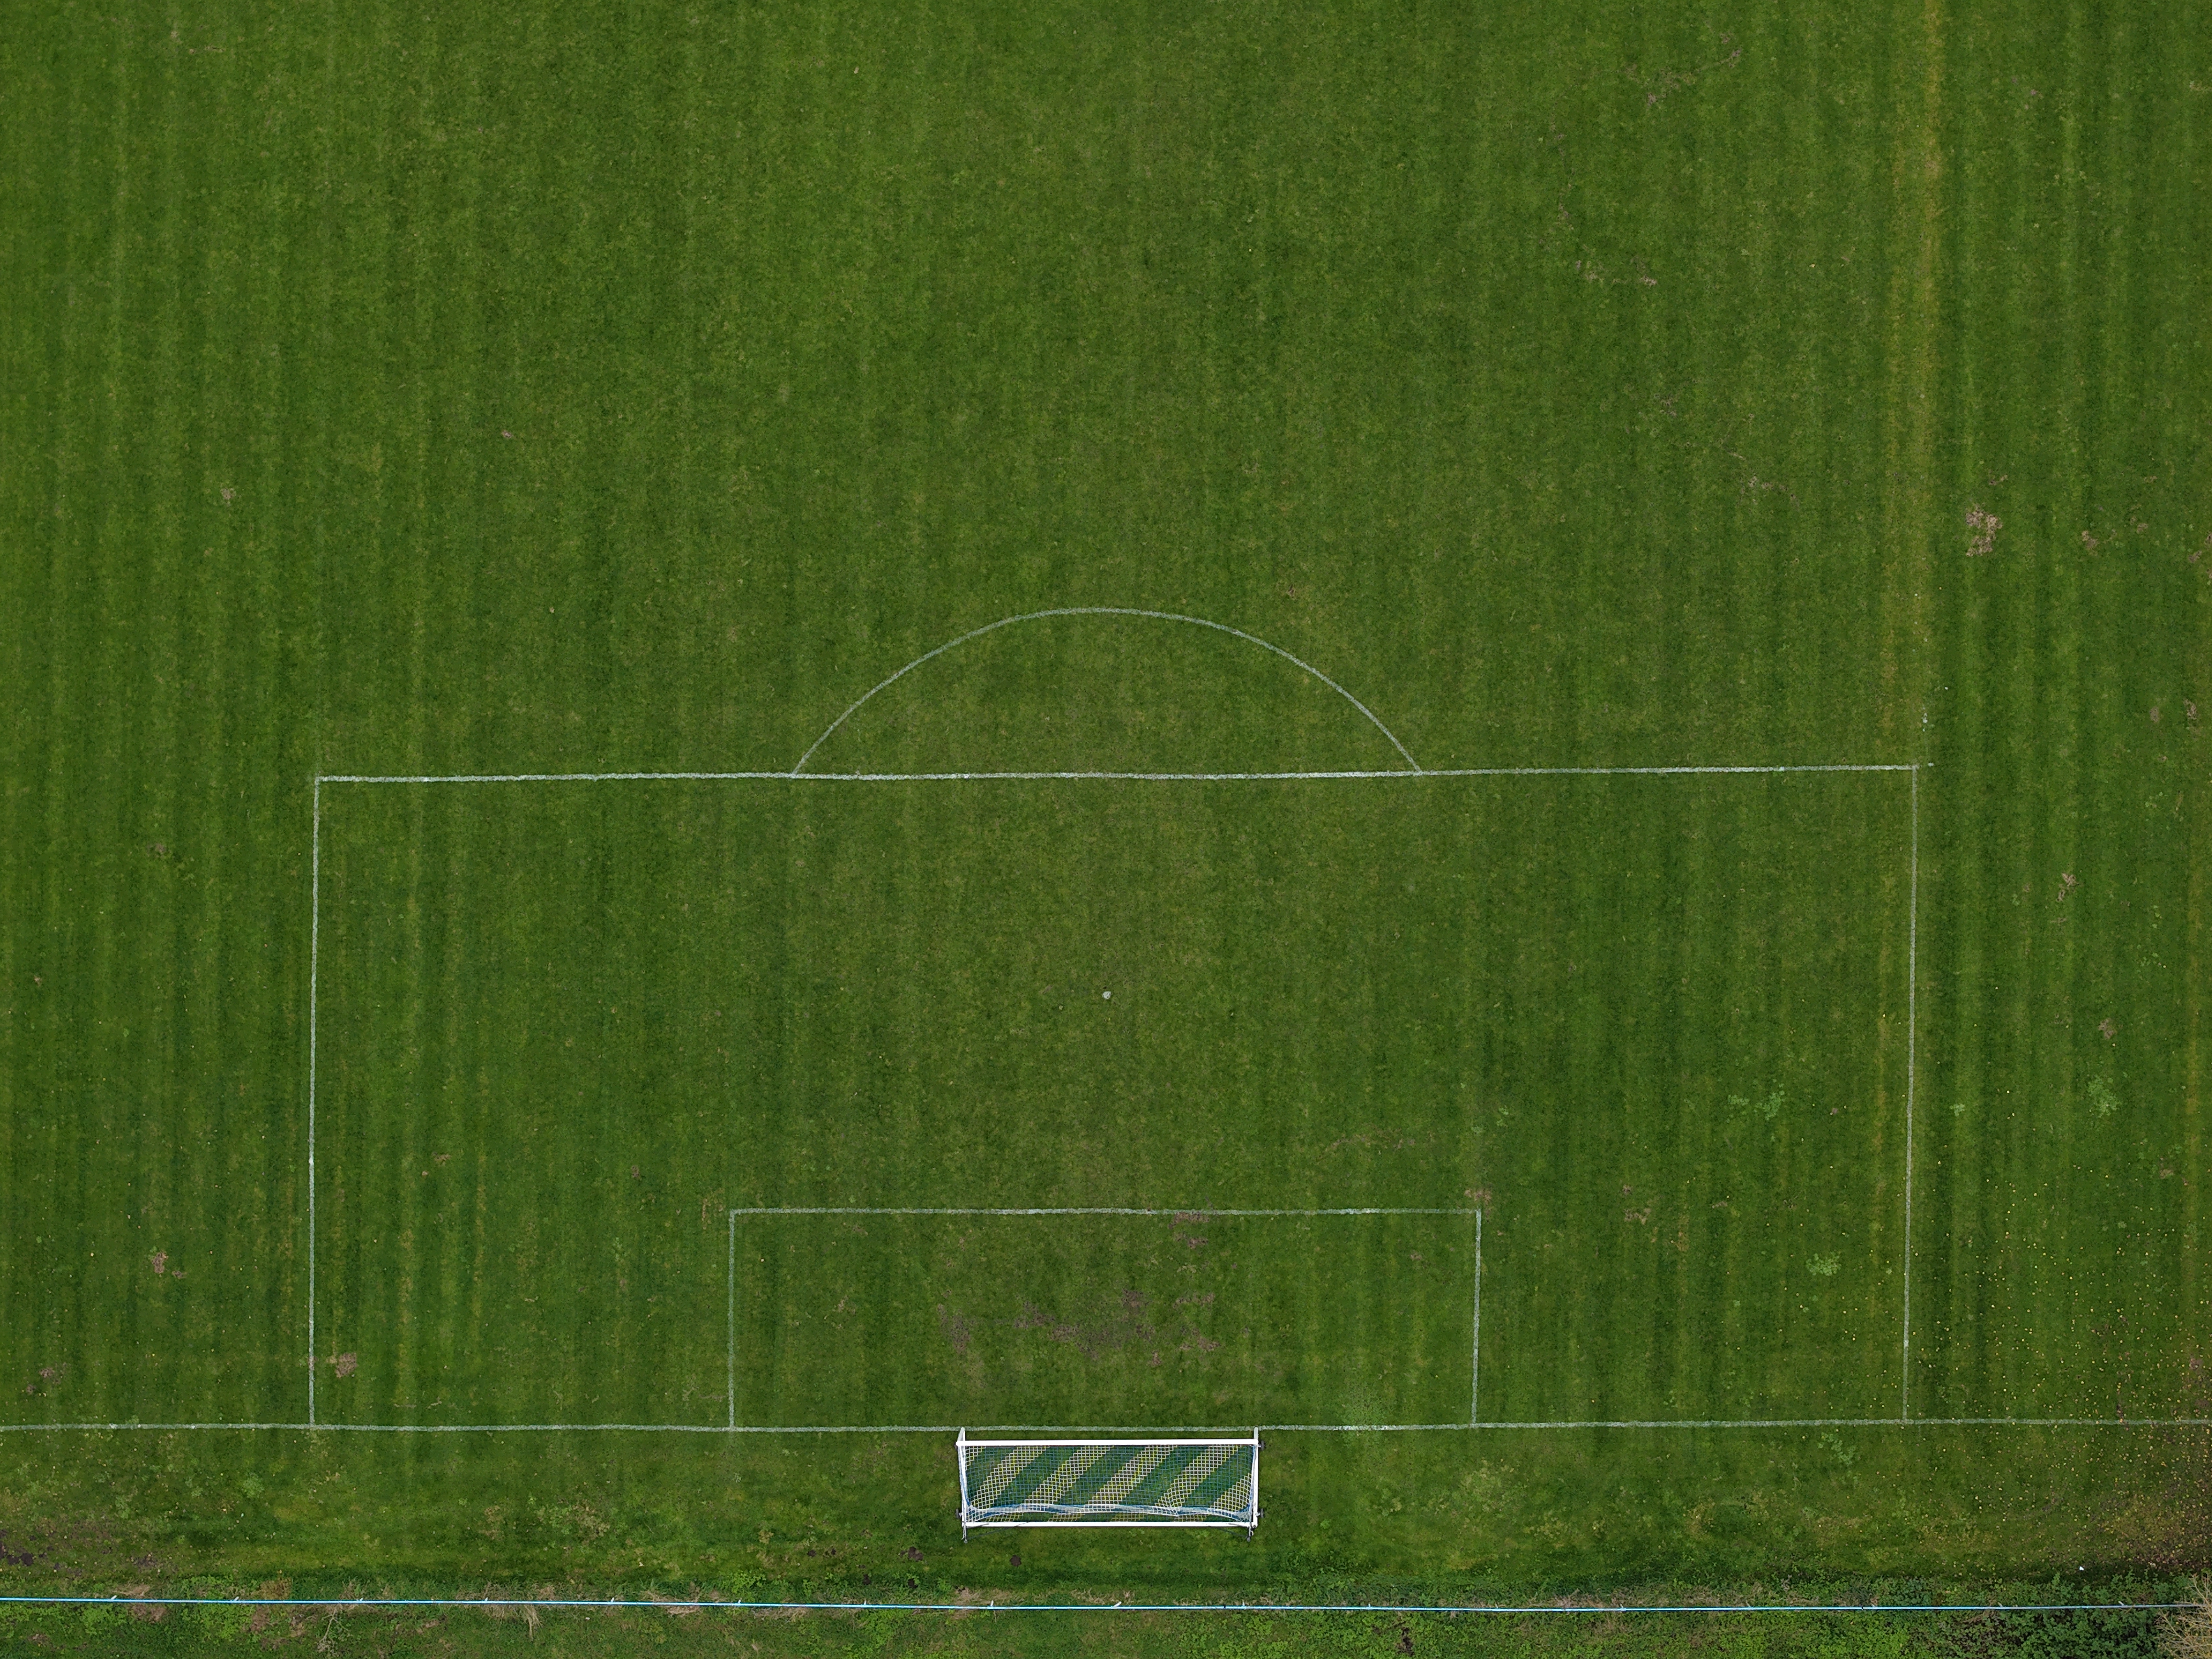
<box><xmin>5</xmin><ymin>1419</ymin><xmax>2210</xmax><ymax>1434</ymax></box>
<box><xmin>1903</xmin><ymin>763</ymin><xmax>1919</xmax><ymax>1422</ymax></box>
<box><xmin>306</xmin><ymin>778</ymin><xmax>319</xmax><ymax>1427</ymax></box>
<box><xmin>726</xmin><ymin>1211</ymin><xmax>737</xmax><ymax>1433</ymax></box>
<box><xmin>314</xmin><ymin>764</ymin><xmax>1921</xmax><ymax>785</ymax></box>
<box><xmin>1471</xmin><ymin>1210</ymin><xmax>1483</xmax><ymax>1427</ymax></box>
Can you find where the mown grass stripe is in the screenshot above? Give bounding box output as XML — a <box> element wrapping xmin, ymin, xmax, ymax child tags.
<box><xmin>8</xmin><ymin>0</ymin><xmax>2208</xmax><ymax>1593</ymax></box>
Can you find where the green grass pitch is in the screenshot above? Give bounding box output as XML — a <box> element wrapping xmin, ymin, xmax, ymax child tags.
<box><xmin>2</xmin><ymin>0</ymin><xmax>2208</xmax><ymax>1613</ymax></box>
<box><xmin>309</xmin><ymin>761</ymin><xmax>1909</xmax><ymax>1435</ymax></box>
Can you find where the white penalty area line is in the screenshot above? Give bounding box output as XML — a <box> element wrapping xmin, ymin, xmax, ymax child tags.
<box><xmin>1471</xmin><ymin>1209</ymin><xmax>1483</xmax><ymax>1426</ymax></box>
<box><xmin>1902</xmin><ymin>762</ymin><xmax>1919</xmax><ymax>1421</ymax></box>
<box><xmin>300</xmin><ymin>764</ymin><xmax>1922</xmax><ymax>1445</ymax></box>
<box><xmin>306</xmin><ymin>778</ymin><xmax>320</xmax><ymax>1427</ymax></box>
<box><xmin>727</xmin><ymin>1211</ymin><xmax>737</xmax><ymax>1432</ymax></box>
<box><xmin>314</xmin><ymin>764</ymin><xmax>1921</xmax><ymax>785</ymax></box>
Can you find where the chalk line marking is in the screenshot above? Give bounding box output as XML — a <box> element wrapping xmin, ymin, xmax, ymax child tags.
<box><xmin>726</xmin><ymin>1207</ymin><xmax>1481</xmax><ymax>1435</ymax></box>
<box><xmin>315</xmin><ymin>764</ymin><xmax>1921</xmax><ymax>785</ymax></box>
<box><xmin>728</xmin><ymin>1206</ymin><xmax>1480</xmax><ymax>1216</ymax></box>
<box><xmin>1471</xmin><ymin>1209</ymin><xmax>1483</xmax><ymax>1426</ymax></box>
<box><xmin>1903</xmin><ymin>763</ymin><xmax>1919</xmax><ymax>1420</ymax></box>
<box><xmin>786</xmin><ymin>608</ymin><xmax>1422</xmax><ymax>775</ymax></box>
<box><xmin>726</xmin><ymin>1210</ymin><xmax>737</xmax><ymax>1432</ymax></box>
<box><xmin>306</xmin><ymin>777</ymin><xmax>320</xmax><ymax>1426</ymax></box>
<box><xmin>7</xmin><ymin>1418</ymin><xmax>2212</xmax><ymax>1434</ymax></box>
<box><xmin>289</xmin><ymin>763</ymin><xmax>1927</xmax><ymax>1440</ymax></box>
<box><xmin>1</xmin><ymin>1593</ymin><xmax>2196</xmax><ymax>1615</ymax></box>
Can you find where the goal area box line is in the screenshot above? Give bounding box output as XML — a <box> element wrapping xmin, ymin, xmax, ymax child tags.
<box><xmin>300</xmin><ymin>760</ymin><xmax>1922</xmax><ymax>1435</ymax></box>
<box><xmin>724</xmin><ymin>1207</ymin><xmax>1483</xmax><ymax>1435</ymax></box>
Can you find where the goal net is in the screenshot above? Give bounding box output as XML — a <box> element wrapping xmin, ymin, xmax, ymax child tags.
<box><xmin>956</xmin><ymin>1431</ymin><xmax>1260</xmax><ymax>1533</ymax></box>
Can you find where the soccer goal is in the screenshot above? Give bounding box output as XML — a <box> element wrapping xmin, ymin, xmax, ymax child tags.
<box><xmin>956</xmin><ymin>1430</ymin><xmax>1261</xmax><ymax>1536</ymax></box>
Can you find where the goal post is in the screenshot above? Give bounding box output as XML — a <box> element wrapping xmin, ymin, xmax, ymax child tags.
<box><xmin>956</xmin><ymin>1430</ymin><xmax>1261</xmax><ymax>1536</ymax></box>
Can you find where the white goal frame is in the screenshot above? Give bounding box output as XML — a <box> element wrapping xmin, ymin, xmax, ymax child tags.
<box><xmin>956</xmin><ymin>1429</ymin><xmax>1261</xmax><ymax>1536</ymax></box>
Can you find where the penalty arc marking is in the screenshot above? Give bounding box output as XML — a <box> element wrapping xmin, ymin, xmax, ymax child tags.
<box><xmin>786</xmin><ymin>608</ymin><xmax>1424</xmax><ymax>775</ymax></box>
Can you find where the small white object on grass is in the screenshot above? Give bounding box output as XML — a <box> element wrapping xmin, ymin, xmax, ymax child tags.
<box><xmin>1102</xmin><ymin>990</ymin><xmax>1111</xmax><ymax>1000</ymax></box>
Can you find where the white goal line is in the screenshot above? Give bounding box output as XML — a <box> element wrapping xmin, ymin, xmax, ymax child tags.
<box><xmin>12</xmin><ymin>1417</ymin><xmax>2212</xmax><ymax>1434</ymax></box>
<box><xmin>959</xmin><ymin>1435</ymin><xmax>1261</xmax><ymax>1448</ymax></box>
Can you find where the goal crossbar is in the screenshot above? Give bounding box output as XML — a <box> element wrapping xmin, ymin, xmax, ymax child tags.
<box><xmin>956</xmin><ymin>1430</ymin><xmax>1260</xmax><ymax>1535</ymax></box>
